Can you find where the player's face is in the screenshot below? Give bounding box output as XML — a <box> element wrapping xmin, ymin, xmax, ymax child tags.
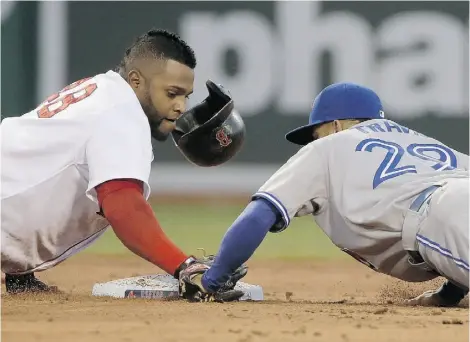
<box><xmin>134</xmin><ymin>60</ymin><xmax>194</xmax><ymax>141</ymax></box>
<box><xmin>312</xmin><ymin>121</ymin><xmax>338</xmax><ymax>140</ymax></box>
<box><xmin>312</xmin><ymin>120</ymin><xmax>363</xmax><ymax>140</ymax></box>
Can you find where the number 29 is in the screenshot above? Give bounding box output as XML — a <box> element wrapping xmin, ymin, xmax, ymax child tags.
<box><xmin>356</xmin><ymin>138</ymin><xmax>457</xmax><ymax>189</ymax></box>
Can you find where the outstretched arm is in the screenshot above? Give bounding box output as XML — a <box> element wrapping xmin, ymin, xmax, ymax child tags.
<box><xmin>201</xmin><ymin>198</ymin><xmax>279</xmax><ymax>292</ymax></box>
<box><xmin>180</xmin><ymin>142</ymin><xmax>327</xmax><ymax>298</ymax></box>
<box><xmin>96</xmin><ymin>179</ymin><xmax>191</xmax><ymax>277</ymax></box>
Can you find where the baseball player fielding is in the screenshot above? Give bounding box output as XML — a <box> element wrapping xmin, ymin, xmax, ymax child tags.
<box><xmin>192</xmin><ymin>82</ymin><xmax>469</xmax><ymax>308</ymax></box>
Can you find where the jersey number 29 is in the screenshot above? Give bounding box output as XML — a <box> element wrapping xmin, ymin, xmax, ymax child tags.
<box><xmin>37</xmin><ymin>78</ymin><xmax>98</xmax><ymax>118</ymax></box>
<box><xmin>356</xmin><ymin>138</ymin><xmax>457</xmax><ymax>189</ymax></box>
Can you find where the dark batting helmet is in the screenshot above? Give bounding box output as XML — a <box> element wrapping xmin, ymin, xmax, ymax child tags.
<box><xmin>171</xmin><ymin>80</ymin><xmax>246</xmax><ymax>167</ymax></box>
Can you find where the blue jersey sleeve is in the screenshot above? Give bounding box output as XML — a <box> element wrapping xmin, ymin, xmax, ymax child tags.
<box><xmin>201</xmin><ymin>198</ymin><xmax>278</xmax><ymax>292</ymax></box>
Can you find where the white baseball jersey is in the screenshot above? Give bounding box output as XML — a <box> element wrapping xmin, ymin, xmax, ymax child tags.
<box><xmin>1</xmin><ymin>70</ymin><xmax>153</xmax><ymax>274</ymax></box>
<box><xmin>253</xmin><ymin>119</ymin><xmax>469</xmax><ymax>282</ymax></box>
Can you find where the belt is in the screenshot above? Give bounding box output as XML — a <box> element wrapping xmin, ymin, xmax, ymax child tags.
<box><xmin>405</xmin><ymin>185</ymin><xmax>442</xmax><ymax>267</ymax></box>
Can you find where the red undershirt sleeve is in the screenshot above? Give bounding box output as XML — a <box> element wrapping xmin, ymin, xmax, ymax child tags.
<box><xmin>95</xmin><ymin>179</ymin><xmax>188</xmax><ymax>276</ymax></box>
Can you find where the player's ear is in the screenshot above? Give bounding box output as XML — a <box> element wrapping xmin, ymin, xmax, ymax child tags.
<box><xmin>127</xmin><ymin>70</ymin><xmax>142</xmax><ymax>90</ymax></box>
<box><xmin>333</xmin><ymin>120</ymin><xmax>343</xmax><ymax>133</ymax></box>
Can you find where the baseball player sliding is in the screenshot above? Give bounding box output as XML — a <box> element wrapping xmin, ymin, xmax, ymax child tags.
<box><xmin>1</xmin><ymin>29</ymin><xmax>246</xmax><ymax>302</ymax></box>
<box><xmin>179</xmin><ymin>82</ymin><xmax>469</xmax><ymax>307</ymax></box>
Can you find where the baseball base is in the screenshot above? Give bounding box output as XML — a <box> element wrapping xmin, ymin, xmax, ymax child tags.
<box><xmin>92</xmin><ymin>274</ymin><xmax>264</xmax><ymax>301</ymax></box>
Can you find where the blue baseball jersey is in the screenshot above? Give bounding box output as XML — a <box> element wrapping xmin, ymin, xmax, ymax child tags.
<box><xmin>253</xmin><ymin>119</ymin><xmax>469</xmax><ymax>282</ymax></box>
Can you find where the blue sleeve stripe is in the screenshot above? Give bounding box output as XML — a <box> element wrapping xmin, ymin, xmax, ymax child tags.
<box><xmin>253</xmin><ymin>191</ymin><xmax>290</xmax><ymax>227</ymax></box>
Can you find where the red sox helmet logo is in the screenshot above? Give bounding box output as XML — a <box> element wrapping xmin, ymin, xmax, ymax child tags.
<box><xmin>215</xmin><ymin>126</ymin><xmax>232</xmax><ymax>147</ymax></box>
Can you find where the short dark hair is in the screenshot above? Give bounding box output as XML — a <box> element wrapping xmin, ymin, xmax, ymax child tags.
<box><xmin>116</xmin><ymin>29</ymin><xmax>196</xmax><ymax>74</ymax></box>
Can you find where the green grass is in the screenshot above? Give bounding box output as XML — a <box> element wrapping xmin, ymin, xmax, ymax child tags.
<box><xmin>86</xmin><ymin>203</ymin><xmax>344</xmax><ymax>260</ymax></box>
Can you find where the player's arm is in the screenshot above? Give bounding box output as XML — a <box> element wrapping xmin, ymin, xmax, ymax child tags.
<box><xmin>194</xmin><ymin>198</ymin><xmax>279</xmax><ymax>292</ymax></box>
<box><xmin>95</xmin><ymin>179</ymin><xmax>189</xmax><ymax>276</ymax></box>
<box><xmin>191</xmin><ymin>143</ymin><xmax>328</xmax><ymax>293</ymax></box>
<box><xmin>85</xmin><ymin>106</ymin><xmax>192</xmax><ymax>278</ymax></box>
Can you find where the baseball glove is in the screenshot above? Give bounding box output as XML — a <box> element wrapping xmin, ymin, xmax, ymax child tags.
<box><xmin>195</xmin><ymin>249</ymin><xmax>248</xmax><ymax>291</ymax></box>
<box><xmin>179</xmin><ymin>263</ymin><xmax>245</xmax><ymax>302</ymax></box>
<box><xmin>176</xmin><ymin>249</ymin><xmax>248</xmax><ymax>302</ymax></box>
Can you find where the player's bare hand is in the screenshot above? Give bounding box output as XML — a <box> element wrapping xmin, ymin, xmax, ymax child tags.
<box><xmin>178</xmin><ymin>263</ymin><xmax>244</xmax><ymax>303</ymax></box>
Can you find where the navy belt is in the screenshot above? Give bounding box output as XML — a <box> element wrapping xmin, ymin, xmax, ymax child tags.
<box><xmin>409</xmin><ymin>185</ymin><xmax>441</xmax><ymax>212</ymax></box>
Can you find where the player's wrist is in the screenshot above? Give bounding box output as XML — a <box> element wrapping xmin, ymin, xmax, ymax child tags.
<box><xmin>200</xmin><ymin>273</ymin><xmax>212</xmax><ymax>293</ymax></box>
<box><xmin>173</xmin><ymin>255</ymin><xmax>197</xmax><ymax>279</ymax></box>
<box><xmin>200</xmin><ymin>271</ymin><xmax>220</xmax><ymax>293</ymax></box>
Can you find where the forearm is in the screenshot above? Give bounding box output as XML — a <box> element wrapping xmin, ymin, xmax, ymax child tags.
<box><xmin>202</xmin><ymin>199</ymin><xmax>278</xmax><ymax>292</ymax></box>
<box><xmin>99</xmin><ymin>185</ymin><xmax>188</xmax><ymax>276</ymax></box>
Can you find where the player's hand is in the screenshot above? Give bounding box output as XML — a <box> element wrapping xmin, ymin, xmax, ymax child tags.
<box><xmin>178</xmin><ymin>263</ymin><xmax>244</xmax><ymax>303</ymax></box>
<box><xmin>196</xmin><ymin>253</ymin><xmax>248</xmax><ymax>291</ymax></box>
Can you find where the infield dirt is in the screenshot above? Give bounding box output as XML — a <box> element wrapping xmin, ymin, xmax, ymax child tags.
<box><xmin>2</xmin><ymin>254</ymin><xmax>468</xmax><ymax>342</ymax></box>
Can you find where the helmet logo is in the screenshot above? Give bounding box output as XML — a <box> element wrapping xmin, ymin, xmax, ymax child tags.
<box><xmin>215</xmin><ymin>126</ymin><xmax>232</xmax><ymax>147</ymax></box>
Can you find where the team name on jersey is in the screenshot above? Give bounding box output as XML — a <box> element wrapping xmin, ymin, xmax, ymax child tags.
<box><xmin>353</xmin><ymin>120</ymin><xmax>423</xmax><ymax>137</ymax></box>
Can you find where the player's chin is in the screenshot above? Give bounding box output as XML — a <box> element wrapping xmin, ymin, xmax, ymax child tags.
<box><xmin>151</xmin><ymin>129</ymin><xmax>171</xmax><ymax>142</ymax></box>
<box><xmin>151</xmin><ymin>119</ymin><xmax>176</xmax><ymax>141</ymax></box>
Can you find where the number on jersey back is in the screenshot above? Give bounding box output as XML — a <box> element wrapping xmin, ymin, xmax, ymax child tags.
<box><xmin>37</xmin><ymin>77</ymin><xmax>98</xmax><ymax>118</ymax></box>
<box><xmin>356</xmin><ymin>138</ymin><xmax>457</xmax><ymax>189</ymax></box>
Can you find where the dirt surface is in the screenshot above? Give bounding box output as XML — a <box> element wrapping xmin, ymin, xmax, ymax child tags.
<box><xmin>2</xmin><ymin>254</ymin><xmax>468</xmax><ymax>342</ymax></box>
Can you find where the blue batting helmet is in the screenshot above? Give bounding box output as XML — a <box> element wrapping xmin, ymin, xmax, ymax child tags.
<box><xmin>285</xmin><ymin>82</ymin><xmax>384</xmax><ymax>146</ymax></box>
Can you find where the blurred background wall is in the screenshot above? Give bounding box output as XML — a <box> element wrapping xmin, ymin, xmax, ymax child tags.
<box><xmin>2</xmin><ymin>1</ymin><xmax>468</xmax><ymax>199</ymax></box>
